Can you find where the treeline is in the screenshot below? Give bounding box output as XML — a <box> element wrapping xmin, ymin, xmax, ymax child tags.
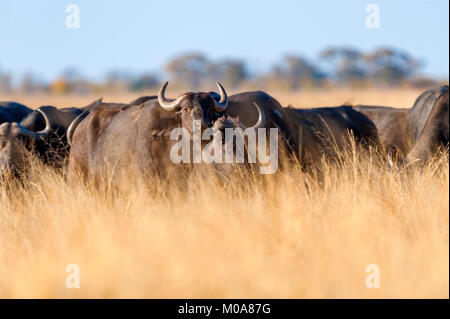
<box><xmin>0</xmin><ymin>46</ymin><xmax>445</xmax><ymax>94</ymax></box>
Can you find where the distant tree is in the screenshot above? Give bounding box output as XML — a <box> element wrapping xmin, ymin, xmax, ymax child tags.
<box><xmin>19</xmin><ymin>72</ymin><xmax>47</xmax><ymax>93</ymax></box>
<box><xmin>104</xmin><ymin>70</ymin><xmax>133</xmax><ymax>92</ymax></box>
<box><xmin>129</xmin><ymin>73</ymin><xmax>159</xmax><ymax>91</ymax></box>
<box><xmin>165</xmin><ymin>53</ymin><xmax>209</xmax><ymax>88</ymax></box>
<box><xmin>59</xmin><ymin>67</ymin><xmax>92</xmax><ymax>94</ymax></box>
<box><xmin>408</xmin><ymin>76</ymin><xmax>440</xmax><ymax>89</ymax></box>
<box><xmin>61</xmin><ymin>67</ymin><xmax>83</xmax><ymax>82</ymax></box>
<box><xmin>0</xmin><ymin>70</ymin><xmax>12</xmax><ymax>93</ymax></box>
<box><xmin>272</xmin><ymin>55</ymin><xmax>325</xmax><ymax>89</ymax></box>
<box><xmin>320</xmin><ymin>47</ymin><xmax>368</xmax><ymax>85</ymax></box>
<box><xmin>209</xmin><ymin>59</ymin><xmax>248</xmax><ymax>88</ymax></box>
<box><xmin>50</xmin><ymin>78</ymin><xmax>70</xmax><ymax>94</ymax></box>
<box><xmin>105</xmin><ymin>70</ymin><xmax>132</xmax><ymax>85</ymax></box>
<box><xmin>365</xmin><ymin>47</ymin><xmax>422</xmax><ymax>86</ymax></box>
<box><xmin>0</xmin><ymin>65</ymin><xmax>10</xmax><ymax>92</ymax></box>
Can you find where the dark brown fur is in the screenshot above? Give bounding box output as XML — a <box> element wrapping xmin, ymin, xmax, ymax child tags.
<box><xmin>283</xmin><ymin>106</ymin><xmax>380</xmax><ymax>168</ymax></box>
<box><xmin>68</xmin><ymin>92</ymin><xmax>223</xmax><ymax>182</ymax></box>
<box><xmin>354</xmin><ymin>85</ymin><xmax>449</xmax><ymax>165</ymax></box>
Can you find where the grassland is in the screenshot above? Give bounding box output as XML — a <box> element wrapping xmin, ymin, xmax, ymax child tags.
<box><xmin>0</xmin><ymin>88</ymin><xmax>448</xmax><ymax>298</ymax></box>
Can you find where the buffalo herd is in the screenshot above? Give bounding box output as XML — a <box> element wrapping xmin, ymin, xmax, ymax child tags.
<box><xmin>0</xmin><ymin>83</ymin><xmax>448</xmax><ymax>182</ymax></box>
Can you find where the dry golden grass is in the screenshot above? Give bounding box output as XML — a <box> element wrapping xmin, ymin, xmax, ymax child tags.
<box><xmin>0</xmin><ymin>89</ymin><xmax>448</xmax><ymax>298</ymax></box>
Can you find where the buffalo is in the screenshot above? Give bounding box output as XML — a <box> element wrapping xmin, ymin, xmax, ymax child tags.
<box><xmin>131</xmin><ymin>90</ymin><xmax>298</xmax><ymax>163</ymax></box>
<box><xmin>214</xmin><ymin>92</ymin><xmax>381</xmax><ymax>169</ymax></box>
<box><xmin>0</xmin><ymin>108</ymin><xmax>52</xmax><ymax>174</ymax></box>
<box><xmin>0</xmin><ymin>99</ymin><xmax>102</xmax><ymax>175</ymax></box>
<box><xmin>215</xmin><ymin>91</ymin><xmax>298</xmax><ymax>165</ymax></box>
<box><xmin>126</xmin><ymin>90</ymin><xmax>382</xmax><ymax>172</ymax></box>
<box><xmin>200</xmin><ymin>102</ymin><xmax>267</xmax><ymax>175</ymax></box>
<box><xmin>405</xmin><ymin>85</ymin><xmax>449</xmax><ymax>165</ymax></box>
<box><xmin>67</xmin><ymin>82</ymin><xmax>236</xmax><ymax>181</ymax></box>
<box><xmin>354</xmin><ymin>85</ymin><xmax>449</xmax><ymax>166</ymax></box>
<box><xmin>282</xmin><ymin>106</ymin><xmax>380</xmax><ymax>168</ymax></box>
<box><xmin>352</xmin><ymin>105</ymin><xmax>410</xmax><ymax>156</ymax></box>
<box><xmin>0</xmin><ymin>101</ymin><xmax>33</xmax><ymax>124</ymax></box>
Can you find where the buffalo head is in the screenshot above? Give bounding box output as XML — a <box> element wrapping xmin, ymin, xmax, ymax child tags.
<box><xmin>0</xmin><ymin>108</ymin><xmax>52</xmax><ymax>174</ymax></box>
<box><xmin>158</xmin><ymin>81</ymin><xmax>229</xmax><ymax>134</ymax></box>
<box><xmin>204</xmin><ymin>102</ymin><xmax>266</xmax><ymax>174</ymax></box>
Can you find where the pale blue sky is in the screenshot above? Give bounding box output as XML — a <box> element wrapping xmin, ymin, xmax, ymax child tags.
<box><xmin>0</xmin><ymin>0</ymin><xmax>448</xmax><ymax>81</ymax></box>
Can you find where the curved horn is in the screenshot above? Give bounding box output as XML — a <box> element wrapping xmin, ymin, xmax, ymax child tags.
<box><xmin>19</xmin><ymin>108</ymin><xmax>52</xmax><ymax>139</ymax></box>
<box><xmin>213</xmin><ymin>82</ymin><xmax>229</xmax><ymax>112</ymax></box>
<box><xmin>158</xmin><ymin>81</ymin><xmax>184</xmax><ymax>111</ymax></box>
<box><xmin>248</xmin><ymin>102</ymin><xmax>265</xmax><ymax>129</ymax></box>
<box><xmin>67</xmin><ymin>110</ymin><xmax>89</xmax><ymax>146</ymax></box>
<box><xmin>239</xmin><ymin>102</ymin><xmax>265</xmax><ymax>130</ymax></box>
<box><xmin>36</xmin><ymin>108</ymin><xmax>52</xmax><ymax>136</ymax></box>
